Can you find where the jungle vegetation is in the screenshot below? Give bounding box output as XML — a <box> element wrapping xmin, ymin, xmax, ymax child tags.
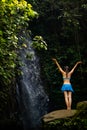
<box><xmin>28</xmin><ymin>0</ymin><xmax>87</xmax><ymax>110</ymax></box>
<box><xmin>0</xmin><ymin>0</ymin><xmax>87</xmax><ymax>127</ymax></box>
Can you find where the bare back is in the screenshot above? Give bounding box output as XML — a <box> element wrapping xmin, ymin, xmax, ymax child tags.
<box><xmin>62</xmin><ymin>72</ymin><xmax>71</xmax><ymax>84</ymax></box>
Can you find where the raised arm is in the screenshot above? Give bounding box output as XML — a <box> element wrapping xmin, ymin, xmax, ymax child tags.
<box><xmin>69</xmin><ymin>61</ymin><xmax>82</xmax><ymax>74</ymax></box>
<box><xmin>52</xmin><ymin>58</ymin><xmax>65</xmax><ymax>73</ymax></box>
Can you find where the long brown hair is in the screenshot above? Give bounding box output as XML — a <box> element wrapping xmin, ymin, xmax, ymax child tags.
<box><xmin>64</xmin><ymin>66</ymin><xmax>69</xmax><ymax>78</ymax></box>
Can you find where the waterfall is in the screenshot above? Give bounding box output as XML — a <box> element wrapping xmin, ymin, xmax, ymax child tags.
<box><xmin>16</xmin><ymin>31</ymin><xmax>49</xmax><ymax>130</ymax></box>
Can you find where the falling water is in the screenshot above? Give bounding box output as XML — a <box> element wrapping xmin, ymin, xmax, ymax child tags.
<box><xmin>16</xmin><ymin>31</ymin><xmax>49</xmax><ymax>130</ymax></box>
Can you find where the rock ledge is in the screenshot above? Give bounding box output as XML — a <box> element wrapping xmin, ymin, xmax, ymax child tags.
<box><xmin>43</xmin><ymin>109</ymin><xmax>76</xmax><ymax>122</ymax></box>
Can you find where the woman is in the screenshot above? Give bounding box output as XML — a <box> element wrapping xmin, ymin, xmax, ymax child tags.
<box><xmin>52</xmin><ymin>58</ymin><xmax>82</xmax><ymax>110</ymax></box>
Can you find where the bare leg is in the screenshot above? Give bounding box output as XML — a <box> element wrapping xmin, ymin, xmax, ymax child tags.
<box><xmin>68</xmin><ymin>91</ymin><xmax>72</xmax><ymax>110</ymax></box>
<box><xmin>64</xmin><ymin>91</ymin><xmax>72</xmax><ymax>110</ymax></box>
<box><xmin>64</xmin><ymin>91</ymin><xmax>69</xmax><ymax>110</ymax></box>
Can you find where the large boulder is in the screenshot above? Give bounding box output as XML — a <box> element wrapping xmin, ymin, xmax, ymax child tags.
<box><xmin>42</xmin><ymin>101</ymin><xmax>87</xmax><ymax>130</ymax></box>
<box><xmin>42</xmin><ymin>109</ymin><xmax>76</xmax><ymax>123</ymax></box>
<box><xmin>76</xmin><ymin>101</ymin><xmax>87</xmax><ymax>110</ymax></box>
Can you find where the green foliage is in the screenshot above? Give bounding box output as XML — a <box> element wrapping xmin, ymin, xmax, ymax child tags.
<box><xmin>0</xmin><ymin>0</ymin><xmax>38</xmax><ymax>86</ymax></box>
<box><xmin>44</xmin><ymin>111</ymin><xmax>87</xmax><ymax>130</ymax></box>
<box><xmin>32</xmin><ymin>35</ymin><xmax>47</xmax><ymax>50</ymax></box>
<box><xmin>29</xmin><ymin>0</ymin><xmax>87</xmax><ymax>110</ymax></box>
<box><xmin>0</xmin><ymin>0</ymin><xmax>38</xmax><ymax>120</ymax></box>
<box><xmin>30</xmin><ymin>0</ymin><xmax>87</xmax><ymax>79</ymax></box>
<box><xmin>0</xmin><ymin>0</ymin><xmax>87</xmax><ymax>126</ymax></box>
